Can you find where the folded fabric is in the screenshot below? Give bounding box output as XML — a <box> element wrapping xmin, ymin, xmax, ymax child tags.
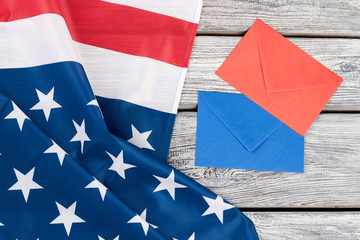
<box><xmin>195</xmin><ymin>92</ymin><xmax>304</xmax><ymax>173</ymax></box>
<box><xmin>216</xmin><ymin>19</ymin><xmax>343</xmax><ymax>136</ymax></box>
<box><xmin>0</xmin><ymin>94</ymin><xmax>165</xmax><ymax>240</ymax></box>
<box><xmin>0</xmin><ymin>0</ymin><xmax>202</xmax><ymax>161</ymax></box>
<box><xmin>0</xmin><ymin>2</ymin><xmax>260</xmax><ymax>239</ymax></box>
<box><xmin>0</xmin><ymin>62</ymin><xmax>259</xmax><ymax>239</ymax></box>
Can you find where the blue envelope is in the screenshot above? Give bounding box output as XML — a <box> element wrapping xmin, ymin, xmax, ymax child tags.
<box><xmin>195</xmin><ymin>91</ymin><xmax>304</xmax><ymax>172</ymax></box>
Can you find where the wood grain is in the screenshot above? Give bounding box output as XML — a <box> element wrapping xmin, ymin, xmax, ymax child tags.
<box><xmin>169</xmin><ymin>112</ymin><xmax>360</xmax><ymax>208</ymax></box>
<box><xmin>180</xmin><ymin>36</ymin><xmax>360</xmax><ymax>111</ymax></box>
<box><xmin>198</xmin><ymin>0</ymin><xmax>360</xmax><ymax>37</ymax></box>
<box><xmin>244</xmin><ymin>212</ymin><xmax>360</xmax><ymax>239</ymax></box>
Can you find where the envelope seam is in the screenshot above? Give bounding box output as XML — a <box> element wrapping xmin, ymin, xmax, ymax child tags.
<box><xmin>254</xmin><ymin>22</ymin><xmax>269</xmax><ymax>93</ymax></box>
<box><xmin>199</xmin><ymin>95</ymin><xmax>283</xmax><ymax>152</ymax></box>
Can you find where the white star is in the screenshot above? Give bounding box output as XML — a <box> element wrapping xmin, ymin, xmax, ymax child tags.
<box><xmin>8</xmin><ymin>168</ymin><xmax>43</xmax><ymax>202</ymax></box>
<box><xmin>202</xmin><ymin>196</ymin><xmax>235</xmax><ymax>224</ymax></box>
<box><xmin>173</xmin><ymin>233</ymin><xmax>195</xmax><ymax>240</ymax></box>
<box><xmin>150</xmin><ymin>223</ymin><xmax>158</xmax><ymax>229</ymax></box>
<box><xmin>127</xmin><ymin>124</ymin><xmax>154</xmax><ymax>151</ymax></box>
<box><xmin>0</xmin><ymin>222</ymin><xmax>3</xmax><ymax>226</ymax></box>
<box><xmin>87</xmin><ymin>99</ymin><xmax>100</xmax><ymax>107</ymax></box>
<box><xmin>44</xmin><ymin>139</ymin><xmax>67</xmax><ymax>166</ymax></box>
<box><xmin>98</xmin><ymin>236</ymin><xmax>119</xmax><ymax>240</ymax></box>
<box><xmin>5</xmin><ymin>101</ymin><xmax>29</xmax><ymax>131</ymax></box>
<box><xmin>30</xmin><ymin>87</ymin><xmax>62</xmax><ymax>121</ymax></box>
<box><xmin>50</xmin><ymin>201</ymin><xmax>85</xmax><ymax>236</ymax></box>
<box><xmin>127</xmin><ymin>209</ymin><xmax>150</xmax><ymax>236</ymax></box>
<box><xmin>70</xmin><ymin>119</ymin><xmax>91</xmax><ymax>153</ymax></box>
<box><xmin>107</xmin><ymin>151</ymin><xmax>136</xmax><ymax>179</ymax></box>
<box><xmin>153</xmin><ymin>170</ymin><xmax>187</xmax><ymax>200</ymax></box>
<box><xmin>85</xmin><ymin>177</ymin><xmax>107</xmax><ymax>201</ymax></box>
<box><xmin>87</xmin><ymin>99</ymin><xmax>104</xmax><ymax>118</ymax></box>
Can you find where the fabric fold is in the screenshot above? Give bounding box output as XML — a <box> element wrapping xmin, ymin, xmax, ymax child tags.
<box><xmin>0</xmin><ymin>0</ymin><xmax>203</xmax><ymax>161</ymax></box>
<box><xmin>0</xmin><ymin>60</ymin><xmax>258</xmax><ymax>240</ymax></box>
<box><xmin>0</xmin><ymin>94</ymin><xmax>166</xmax><ymax>240</ymax></box>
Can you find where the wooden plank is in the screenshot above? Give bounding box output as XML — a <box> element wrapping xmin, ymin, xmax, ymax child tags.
<box><xmin>169</xmin><ymin>112</ymin><xmax>360</xmax><ymax>208</ymax></box>
<box><xmin>198</xmin><ymin>0</ymin><xmax>360</xmax><ymax>37</ymax></box>
<box><xmin>243</xmin><ymin>212</ymin><xmax>360</xmax><ymax>239</ymax></box>
<box><xmin>180</xmin><ymin>36</ymin><xmax>360</xmax><ymax>111</ymax></box>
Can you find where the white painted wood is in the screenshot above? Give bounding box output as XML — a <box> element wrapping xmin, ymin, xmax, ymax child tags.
<box><xmin>181</xmin><ymin>36</ymin><xmax>360</xmax><ymax>111</ymax></box>
<box><xmin>198</xmin><ymin>0</ymin><xmax>360</xmax><ymax>37</ymax></box>
<box><xmin>169</xmin><ymin>112</ymin><xmax>360</xmax><ymax>208</ymax></box>
<box><xmin>173</xmin><ymin>1</ymin><xmax>360</xmax><ymax>238</ymax></box>
<box><xmin>244</xmin><ymin>212</ymin><xmax>360</xmax><ymax>239</ymax></box>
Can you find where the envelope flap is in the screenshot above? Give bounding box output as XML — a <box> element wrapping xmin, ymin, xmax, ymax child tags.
<box><xmin>198</xmin><ymin>92</ymin><xmax>283</xmax><ymax>152</ymax></box>
<box><xmin>254</xmin><ymin>19</ymin><xmax>343</xmax><ymax>93</ymax></box>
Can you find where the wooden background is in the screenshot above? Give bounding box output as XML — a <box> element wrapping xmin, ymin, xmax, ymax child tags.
<box><xmin>169</xmin><ymin>0</ymin><xmax>360</xmax><ymax>239</ymax></box>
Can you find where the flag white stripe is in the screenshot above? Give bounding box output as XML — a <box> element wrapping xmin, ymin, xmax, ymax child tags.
<box><xmin>102</xmin><ymin>0</ymin><xmax>203</xmax><ymax>23</ymax></box>
<box><xmin>0</xmin><ymin>14</ymin><xmax>80</xmax><ymax>69</ymax></box>
<box><xmin>0</xmin><ymin>14</ymin><xmax>186</xmax><ymax>114</ymax></box>
<box><xmin>77</xmin><ymin>42</ymin><xmax>187</xmax><ymax>114</ymax></box>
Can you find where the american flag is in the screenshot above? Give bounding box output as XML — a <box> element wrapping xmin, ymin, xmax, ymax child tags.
<box><xmin>0</xmin><ymin>0</ymin><xmax>258</xmax><ymax>239</ymax></box>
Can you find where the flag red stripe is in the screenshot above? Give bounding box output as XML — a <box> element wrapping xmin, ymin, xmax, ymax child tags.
<box><xmin>0</xmin><ymin>0</ymin><xmax>197</xmax><ymax>67</ymax></box>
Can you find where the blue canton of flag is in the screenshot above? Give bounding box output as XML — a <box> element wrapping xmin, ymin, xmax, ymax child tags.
<box><xmin>0</xmin><ymin>94</ymin><xmax>166</xmax><ymax>240</ymax></box>
<box><xmin>0</xmin><ymin>62</ymin><xmax>257</xmax><ymax>239</ymax></box>
<box><xmin>0</xmin><ymin>61</ymin><xmax>258</xmax><ymax>240</ymax></box>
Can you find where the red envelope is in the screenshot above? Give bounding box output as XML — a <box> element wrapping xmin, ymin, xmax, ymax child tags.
<box><xmin>216</xmin><ymin>19</ymin><xmax>343</xmax><ymax>136</ymax></box>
